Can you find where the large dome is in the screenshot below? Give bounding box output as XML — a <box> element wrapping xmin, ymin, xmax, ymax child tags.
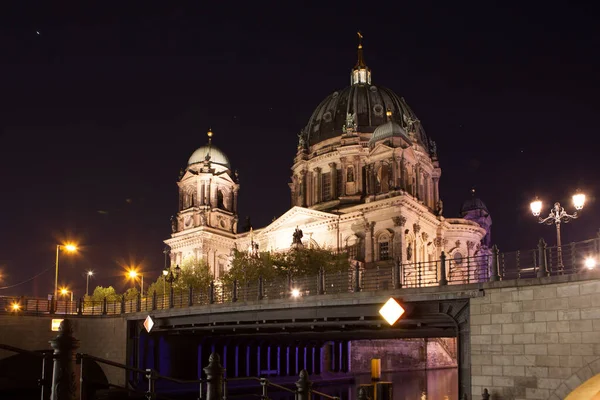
<box><xmin>303</xmin><ymin>84</ymin><xmax>429</xmax><ymax>149</ymax></box>
<box><xmin>188</xmin><ymin>145</ymin><xmax>230</xmax><ymax>168</ymax></box>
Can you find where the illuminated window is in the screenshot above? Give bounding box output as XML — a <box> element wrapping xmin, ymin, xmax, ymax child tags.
<box><xmin>336</xmin><ymin>169</ymin><xmax>343</xmax><ymax>196</ymax></box>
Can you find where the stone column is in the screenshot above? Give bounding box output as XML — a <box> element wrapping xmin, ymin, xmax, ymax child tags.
<box><xmin>50</xmin><ymin>319</ymin><xmax>80</xmax><ymax>400</ymax></box>
<box><xmin>232</xmin><ymin>188</ymin><xmax>238</xmax><ymax>213</ymax></box>
<box><xmin>365</xmin><ymin>222</ymin><xmax>375</xmax><ymax>264</ymax></box>
<box><xmin>400</xmin><ymin>159</ymin><xmax>406</xmax><ymax>191</ymax></box>
<box><xmin>339</xmin><ymin>157</ymin><xmax>347</xmax><ymax>196</ymax></box>
<box><xmin>432</xmin><ymin>177</ymin><xmax>439</xmax><ymax>206</ymax></box>
<box><xmin>391</xmin><ymin>157</ymin><xmax>397</xmax><ymax>189</ymax></box>
<box><xmin>313</xmin><ymin>167</ymin><xmax>322</xmax><ymax>204</ymax></box>
<box><xmin>354</xmin><ymin>155</ymin><xmax>361</xmax><ymax>194</ymax></box>
<box><xmin>415</xmin><ymin>164</ymin><xmax>421</xmax><ymax>200</ymax></box>
<box><xmin>329</xmin><ymin>162</ymin><xmax>337</xmax><ymax>199</ymax></box>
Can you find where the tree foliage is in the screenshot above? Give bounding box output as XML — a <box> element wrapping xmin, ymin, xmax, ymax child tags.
<box><xmin>221</xmin><ymin>247</ymin><xmax>350</xmax><ymax>288</ymax></box>
<box><xmin>87</xmin><ymin>286</ymin><xmax>120</xmax><ymax>302</ymax></box>
<box><xmin>146</xmin><ymin>257</ymin><xmax>213</xmax><ymax>295</ymax></box>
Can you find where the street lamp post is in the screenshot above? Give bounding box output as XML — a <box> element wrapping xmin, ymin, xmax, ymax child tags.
<box><xmin>530</xmin><ymin>191</ymin><xmax>586</xmax><ymax>270</ymax></box>
<box><xmin>163</xmin><ymin>257</ymin><xmax>181</xmax><ymax>308</ymax></box>
<box><xmin>54</xmin><ymin>244</ymin><xmax>78</xmax><ymax>299</ymax></box>
<box><xmin>86</xmin><ymin>271</ymin><xmax>94</xmax><ymax>296</ymax></box>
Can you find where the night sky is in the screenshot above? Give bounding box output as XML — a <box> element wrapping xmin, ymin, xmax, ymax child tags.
<box><xmin>1</xmin><ymin>1</ymin><xmax>598</xmax><ymax>297</ymax></box>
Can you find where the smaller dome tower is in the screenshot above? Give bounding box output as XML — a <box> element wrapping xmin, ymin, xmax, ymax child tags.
<box><xmin>172</xmin><ymin>129</ymin><xmax>239</xmax><ymax>235</ymax></box>
<box><xmin>460</xmin><ymin>188</ymin><xmax>492</xmax><ymax>248</ymax></box>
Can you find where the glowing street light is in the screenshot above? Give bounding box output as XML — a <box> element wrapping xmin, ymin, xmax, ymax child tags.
<box><xmin>291</xmin><ymin>288</ymin><xmax>301</xmax><ymax>298</ymax></box>
<box><xmin>60</xmin><ymin>287</ymin><xmax>73</xmax><ymax>302</ymax></box>
<box><xmin>127</xmin><ymin>268</ymin><xmax>144</xmax><ymax>296</ymax></box>
<box><xmin>585</xmin><ymin>257</ymin><xmax>597</xmax><ymax>270</ymax></box>
<box><xmin>530</xmin><ymin>191</ymin><xmax>586</xmax><ymax>270</ymax></box>
<box><xmin>86</xmin><ymin>271</ymin><xmax>94</xmax><ymax>296</ymax></box>
<box><xmin>11</xmin><ymin>302</ymin><xmax>21</xmax><ymax>312</ymax></box>
<box><xmin>55</xmin><ymin>243</ymin><xmax>78</xmax><ymax>299</ymax></box>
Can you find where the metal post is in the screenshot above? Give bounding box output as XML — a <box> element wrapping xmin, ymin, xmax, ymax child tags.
<box><xmin>232</xmin><ymin>279</ymin><xmax>238</xmax><ymax>303</ymax></box>
<box><xmin>556</xmin><ymin>221</ymin><xmax>564</xmax><ymax>273</ymax></box>
<box><xmin>258</xmin><ymin>276</ymin><xmax>264</xmax><ymax>300</ymax></box>
<box><xmin>77</xmin><ymin>354</ymin><xmax>85</xmax><ymax>400</ymax></box>
<box><xmin>49</xmin><ymin>319</ymin><xmax>80</xmax><ymax>400</ymax></box>
<box><xmin>203</xmin><ymin>353</ymin><xmax>224</xmax><ymax>400</ymax></box>
<box><xmin>209</xmin><ymin>281</ymin><xmax>215</xmax><ymax>304</ymax></box>
<box><xmin>318</xmin><ymin>268</ymin><xmax>325</xmax><ymax>295</ymax></box>
<box><xmin>120</xmin><ymin>296</ymin><xmax>125</xmax><ymax>314</ymax></box>
<box><xmin>152</xmin><ymin>291</ymin><xmax>157</xmax><ymax>311</ymax></box>
<box><xmin>77</xmin><ymin>298</ymin><xmax>83</xmax><ymax>316</ymax></box>
<box><xmin>439</xmin><ymin>252</ymin><xmax>448</xmax><ymax>286</ymax></box>
<box><xmin>260</xmin><ymin>377</ymin><xmax>268</xmax><ymax>398</ymax></box>
<box><xmin>354</xmin><ymin>262</ymin><xmax>361</xmax><ymax>292</ymax></box>
<box><xmin>188</xmin><ymin>285</ymin><xmax>194</xmax><ymax>306</ymax></box>
<box><xmin>145</xmin><ymin>369</ymin><xmax>155</xmax><ymax>400</ymax></box>
<box><xmin>537</xmin><ymin>238</ymin><xmax>549</xmax><ymax>278</ymax></box>
<box><xmin>169</xmin><ymin>285</ymin><xmax>174</xmax><ymax>308</ymax></box>
<box><xmin>393</xmin><ymin>257</ymin><xmax>401</xmax><ymax>289</ymax></box>
<box><xmin>103</xmin><ymin>298</ymin><xmax>108</xmax><ymax>315</ymax></box>
<box><xmin>136</xmin><ymin>293</ymin><xmax>142</xmax><ymax>312</ymax></box>
<box><xmin>40</xmin><ymin>351</ymin><xmax>50</xmax><ymax>400</ymax></box>
<box><xmin>295</xmin><ymin>369</ymin><xmax>312</xmax><ymax>400</ymax></box>
<box><xmin>490</xmin><ymin>245</ymin><xmax>500</xmax><ymax>282</ymax></box>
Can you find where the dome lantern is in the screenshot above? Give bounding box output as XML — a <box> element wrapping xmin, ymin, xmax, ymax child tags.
<box><xmin>351</xmin><ymin>32</ymin><xmax>371</xmax><ymax>85</ymax></box>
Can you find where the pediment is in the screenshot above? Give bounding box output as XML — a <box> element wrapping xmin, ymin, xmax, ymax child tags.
<box><xmin>259</xmin><ymin>206</ymin><xmax>338</xmax><ymax>235</ymax></box>
<box><xmin>369</xmin><ymin>143</ymin><xmax>394</xmax><ymax>158</ymax></box>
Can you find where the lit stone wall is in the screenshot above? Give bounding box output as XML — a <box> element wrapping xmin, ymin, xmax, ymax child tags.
<box><xmin>350</xmin><ymin>338</ymin><xmax>457</xmax><ymax>373</ymax></box>
<box><xmin>0</xmin><ymin>315</ymin><xmax>127</xmax><ymax>386</ymax></box>
<box><xmin>470</xmin><ymin>276</ymin><xmax>600</xmax><ymax>399</ymax></box>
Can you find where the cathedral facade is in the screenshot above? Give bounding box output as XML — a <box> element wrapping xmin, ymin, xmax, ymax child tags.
<box><xmin>164</xmin><ymin>38</ymin><xmax>492</xmax><ymax>283</ymax></box>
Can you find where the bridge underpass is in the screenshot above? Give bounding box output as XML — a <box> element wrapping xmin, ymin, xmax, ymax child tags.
<box><xmin>127</xmin><ymin>291</ymin><xmax>474</xmax><ymax>396</ymax></box>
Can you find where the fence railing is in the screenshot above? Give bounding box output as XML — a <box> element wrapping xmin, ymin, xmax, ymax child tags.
<box><xmin>2</xmin><ymin>235</ymin><xmax>599</xmax><ymax>317</ymax></box>
<box><xmin>0</xmin><ymin>344</ymin><xmax>52</xmax><ymax>400</ymax></box>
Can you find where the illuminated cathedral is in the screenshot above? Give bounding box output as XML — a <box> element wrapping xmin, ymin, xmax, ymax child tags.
<box><xmin>164</xmin><ymin>36</ymin><xmax>492</xmax><ymax>283</ymax></box>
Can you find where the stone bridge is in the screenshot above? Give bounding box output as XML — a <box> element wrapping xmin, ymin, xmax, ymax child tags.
<box><xmin>1</xmin><ymin>237</ymin><xmax>600</xmax><ymax>399</ymax></box>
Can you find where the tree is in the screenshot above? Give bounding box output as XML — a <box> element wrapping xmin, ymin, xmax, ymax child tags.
<box><xmin>87</xmin><ymin>286</ymin><xmax>120</xmax><ymax>302</ymax></box>
<box><xmin>146</xmin><ymin>257</ymin><xmax>213</xmax><ymax>295</ymax></box>
<box><xmin>273</xmin><ymin>247</ymin><xmax>350</xmax><ymax>276</ymax></box>
<box><xmin>221</xmin><ymin>249</ymin><xmax>283</xmax><ymax>288</ymax></box>
<box><xmin>123</xmin><ymin>287</ymin><xmax>139</xmax><ymax>301</ymax></box>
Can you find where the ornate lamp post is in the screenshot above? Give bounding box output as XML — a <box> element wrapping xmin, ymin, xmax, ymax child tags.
<box><xmin>530</xmin><ymin>191</ymin><xmax>586</xmax><ymax>270</ymax></box>
<box><xmin>85</xmin><ymin>270</ymin><xmax>93</xmax><ymax>296</ymax></box>
<box><xmin>163</xmin><ymin>246</ymin><xmax>181</xmax><ymax>307</ymax></box>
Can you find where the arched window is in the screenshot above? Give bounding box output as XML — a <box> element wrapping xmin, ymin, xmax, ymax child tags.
<box><xmin>378</xmin><ymin>233</ymin><xmax>390</xmax><ymax>261</ymax></box>
<box><xmin>453</xmin><ymin>251</ymin><xmax>463</xmax><ymax>266</ymax></box>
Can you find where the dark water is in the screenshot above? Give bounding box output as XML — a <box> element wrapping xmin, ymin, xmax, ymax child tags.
<box><xmin>225</xmin><ymin>368</ymin><xmax>458</xmax><ymax>400</ymax></box>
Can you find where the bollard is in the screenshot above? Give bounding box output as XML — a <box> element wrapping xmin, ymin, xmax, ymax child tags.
<box><xmin>490</xmin><ymin>245</ymin><xmax>500</xmax><ymax>282</ymax></box>
<box><xmin>482</xmin><ymin>388</ymin><xmax>490</xmax><ymax>399</ymax></box>
<box><xmin>49</xmin><ymin>319</ymin><xmax>80</xmax><ymax>400</ymax></box>
<box><xmin>439</xmin><ymin>252</ymin><xmax>448</xmax><ymax>285</ymax></box>
<box><xmin>232</xmin><ymin>279</ymin><xmax>238</xmax><ymax>303</ymax></box>
<box><xmin>295</xmin><ymin>369</ymin><xmax>312</xmax><ymax>400</ymax></box>
<box><xmin>203</xmin><ymin>352</ymin><xmax>224</xmax><ymax>400</ymax></box>
<box><xmin>357</xmin><ymin>386</ymin><xmax>371</xmax><ymax>400</ymax></box>
<box><xmin>537</xmin><ymin>238</ymin><xmax>549</xmax><ymax>278</ymax></box>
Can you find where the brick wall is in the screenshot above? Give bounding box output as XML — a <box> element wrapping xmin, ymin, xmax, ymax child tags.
<box><xmin>0</xmin><ymin>315</ymin><xmax>127</xmax><ymax>386</ymax></box>
<box><xmin>470</xmin><ymin>277</ymin><xmax>600</xmax><ymax>399</ymax></box>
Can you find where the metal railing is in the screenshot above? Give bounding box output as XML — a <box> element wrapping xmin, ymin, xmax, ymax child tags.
<box><xmin>77</xmin><ymin>352</ymin><xmax>339</xmax><ymax>400</ymax></box>
<box><xmin>0</xmin><ymin>344</ymin><xmax>52</xmax><ymax>400</ymax></box>
<box><xmin>3</xmin><ymin>235</ymin><xmax>599</xmax><ymax>317</ymax></box>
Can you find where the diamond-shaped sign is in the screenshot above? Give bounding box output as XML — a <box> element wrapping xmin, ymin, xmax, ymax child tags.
<box><xmin>379</xmin><ymin>298</ymin><xmax>405</xmax><ymax>326</ymax></box>
<box><xmin>143</xmin><ymin>315</ymin><xmax>154</xmax><ymax>333</ymax></box>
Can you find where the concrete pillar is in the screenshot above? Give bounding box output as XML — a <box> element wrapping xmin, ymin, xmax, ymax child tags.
<box><xmin>234</xmin><ymin>345</ymin><xmax>239</xmax><ymax>377</ymax></box>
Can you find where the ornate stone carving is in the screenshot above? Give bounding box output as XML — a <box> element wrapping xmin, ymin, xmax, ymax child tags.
<box><xmin>413</xmin><ymin>223</ymin><xmax>421</xmax><ymax>234</ymax></box>
<box><xmin>344</xmin><ymin>113</ymin><xmax>356</xmax><ymax>131</ymax></box>
<box><xmin>406</xmin><ymin>243</ymin><xmax>413</xmax><ymax>261</ymax></box>
<box><xmin>292</xmin><ymin>226</ymin><xmax>304</xmax><ymax>246</ymax></box>
<box><xmin>392</xmin><ymin>215</ymin><xmax>407</xmax><ymax>227</ymax></box>
<box><xmin>436</xmin><ymin>199</ymin><xmax>444</xmax><ymax>216</ymax></box>
<box><xmin>422</xmin><ymin>232</ymin><xmax>429</xmax><ymax>241</ymax></box>
<box><xmin>434</xmin><ymin>237</ymin><xmax>443</xmax><ymax>247</ymax></box>
<box><xmin>170</xmin><ymin>215</ymin><xmax>177</xmax><ymax>233</ymax></box>
<box><xmin>467</xmin><ymin>241</ymin><xmax>476</xmax><ymax>250</ymax></box>
<box><xmin>455</xmin><ymin>240</ymin><xmax>461</xmax><ymax>248</ymax></box>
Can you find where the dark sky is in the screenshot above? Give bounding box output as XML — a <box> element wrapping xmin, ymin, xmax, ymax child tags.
<box><xmin>1</xmin><ymin>1</ymin><xmax>598</xmax><ymax>297</ymax></box>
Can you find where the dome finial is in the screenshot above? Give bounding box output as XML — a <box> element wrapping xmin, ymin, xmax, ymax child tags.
<box><xmin>471</xmin><ymin>187</ymin><xmax>476</xmax><ymax>196</ymax></box>
<box><xmin>386</xmin><ymin>109</ymin><xmax>392</xmax><ymax>121</ymax></box>
<box><xmin>351</xmin><ymin>31</ymin><xmax>371</xmax><ymax>85</ymax></box>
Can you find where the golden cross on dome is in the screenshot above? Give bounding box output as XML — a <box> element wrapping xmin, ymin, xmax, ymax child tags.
<box><xmin>357</xmin><ymin>31</ymin><xmax>363</xmax><ymax>48</ymax></box>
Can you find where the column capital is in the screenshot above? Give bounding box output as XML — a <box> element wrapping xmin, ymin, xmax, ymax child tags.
<box><xmin>313</xmin><ymin>167</ymin><xmax>321</xmax><ymax>173</ymax></box>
